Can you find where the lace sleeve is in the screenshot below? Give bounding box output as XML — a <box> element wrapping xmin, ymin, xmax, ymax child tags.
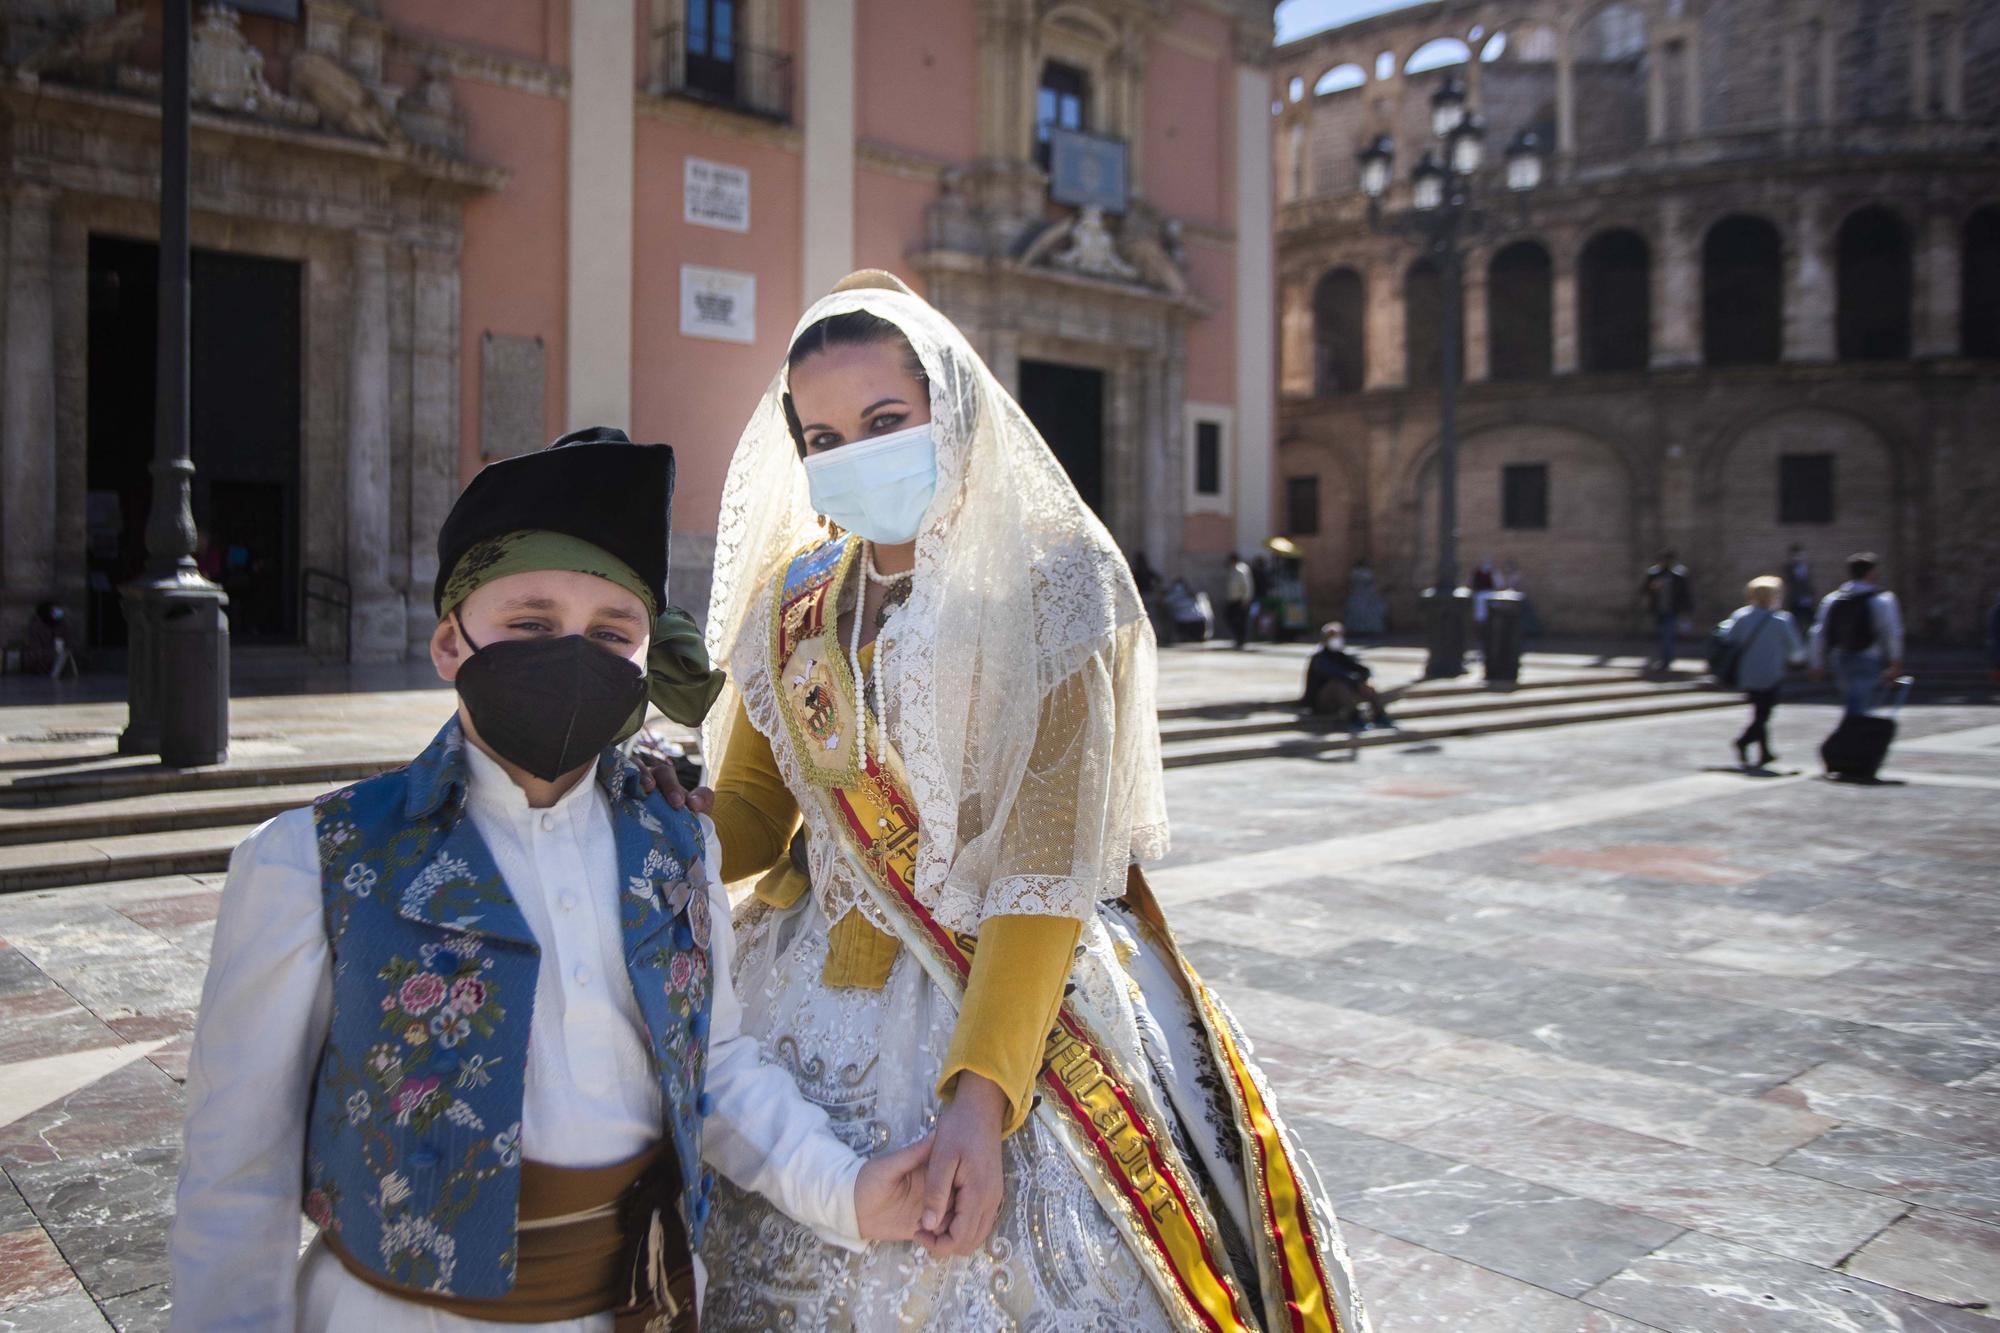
<box><xmin>981</xmin><ymin>620</ymin><xmax>1167</xmax><ymax>922</ymax></box>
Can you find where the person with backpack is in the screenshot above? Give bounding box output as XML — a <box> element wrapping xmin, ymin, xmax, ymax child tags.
<box><xmin>1713</xmin><ymin>576</ymin><xmax>1806</xmax><ymax>768</ymax></box>
<box><xmin>1638</xmin><ymin>550</ymin><xmax>1694</xmax><ymax>674</ymax></box>
<box><xmin>1809</xmin><ymin>551</ymin><xmax>1905</xmax><ymax>717</ymax></box>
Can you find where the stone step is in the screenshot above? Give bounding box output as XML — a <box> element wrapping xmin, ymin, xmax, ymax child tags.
<box><xmin>0</xmin><ymin>823</ymin><xmax>266</xmax><ymax>894</ymax></box>
<box><xmin>1160</xmin><ymin>691</ymin><xmax>1741</xmax><ymax>769</ymax></box>
<box><xmin>1154</xmin><ymin>669</ymin><xmax>1655</xmax><ymax>720</ymax></box>
<box><xmin>0</xmin><ymin>756</ymin><xmax>406</xmax><ymax>810</ymax></box>
<box><xmin>1158</xmin><ymin>680</ymin><xmax>1710</xmax><ymax>743</ymax></box>
<box><xmin>0</xmin><ymin>782</ymin><xmax>340</xmax><ymax>847</ymax></box>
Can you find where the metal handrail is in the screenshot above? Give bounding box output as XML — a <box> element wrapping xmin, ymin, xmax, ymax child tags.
<box><xmin>649</xmin><ymin>22</ymin><xmax>793</xmax><ymax>123</ymax></box>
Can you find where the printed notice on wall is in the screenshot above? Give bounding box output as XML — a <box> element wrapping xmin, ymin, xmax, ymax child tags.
<box><xmin>680</xmin><ymin>265</ymin><xmax>756</xmax><ymax>344</ymax></box>
<box><xmin>684</xmin><ymin>157</ymin><xmax>750</xmax><ymax>232</ymax></box>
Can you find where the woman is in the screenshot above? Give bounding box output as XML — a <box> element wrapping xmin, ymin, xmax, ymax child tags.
<box><xmin>1716</xmin><ymin>574</ymin><xmax>1806</xmax><ymax>768</ymax></box>
<box><xmin>687</xmin><ymin>272</ymin><xmax>1367</xmax><ymax>1330</ymax></box>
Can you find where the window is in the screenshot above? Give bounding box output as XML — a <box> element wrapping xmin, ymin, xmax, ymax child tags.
<box><xmin>1194</xmin><ymin>422</ymin><xmax>1222</xmax><ymax>496</ymax></box>
<box><xmin>1184</xmin><ymin>405</ymin><xmax>1232</xmax><ymax>512</ymax></box>
<box><xmin>1502</xmin><ymin>464</ymin><xmax>1549</xmax><ymax>529</ymax></box>
<box><xmin>684</xmin><ymin>0</ymin><xmax>738</xmax><ymax>103</ymax></box>
<box><xmin>1285</xmin><ymin>476</ymin><xmax>1321</xmax><ymax>536</ymax></box>
<box><xmin>1779</xmin><ymin>454</ymin><xmax>1834</xmax><ymax>524</ymax></box>
<box><xmin>1035</xmin><ymin>62</ymin><xmax>1089</xmax><ymax>170</ymax></box>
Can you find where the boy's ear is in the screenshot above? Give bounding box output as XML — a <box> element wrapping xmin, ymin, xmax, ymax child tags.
<box><xmin>431</xmin><ymin>615</ymin><xmax>466</xmax><ymax>683</ymax></box>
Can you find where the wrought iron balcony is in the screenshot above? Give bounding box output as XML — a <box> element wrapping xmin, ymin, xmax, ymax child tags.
<box><xmin>650</xmin><ymin>23</ymin><xmax>792</xmax><ymax>123</ymax></box>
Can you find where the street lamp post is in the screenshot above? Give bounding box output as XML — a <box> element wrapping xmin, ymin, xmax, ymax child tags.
<box><xmin>1359</xmin><ymin>79</ymin><xmax>1545</xmax><ymax>679</ymax></box>
<box><xmin>117</xmin><ymin>0</ymin><xmax>229</xmax><ymax>767</ymax></box>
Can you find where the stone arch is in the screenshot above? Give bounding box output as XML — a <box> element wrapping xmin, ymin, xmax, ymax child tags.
<box><xmin>1313</xmin><ymin>266</ymin><xmax>1366</xmax><ymax>396</ymax></box>
<box><xmin>1488</xmin><ymin>239</ymin><xmax>1554</xmax><ymax>380</ymax></box>
<box><xmin>1578</xmin><ymin>227</ymin><xmax>1651</xmax><ymax>371</ymax></box>
<box><xmin>1408</xmin><ymin>422</ymin><xmax>1640</xmax><ymax>634</ymax></box>
<box><xmin>1836</xmin><ymin>205</ymin><xmax>1913</xmax><ymax>361</ymax></box>
<box><xmin>1406</xmin><ymin>37</ymin><xmax>1472</xmax><ymax>74</ymax></box>
<box><xmin>1315</xmin><ymin>63</ymin><xmax>1367</xmax><ymax>96</ymax></box>
<box><xmin>1704</xmin><ymin>407</ymin><xmax>1900</xmax><ymax>623</ymax></box>
<box><xmin>1703</xmin><ymin>213</ymin><xmax>1784</xmax><ymax>366</ymax></box>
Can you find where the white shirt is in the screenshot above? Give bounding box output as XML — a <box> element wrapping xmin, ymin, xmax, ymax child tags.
<box><xmin>1808</xmin><ymin>579</ymin><xmax>1905</xmax><ymax>669</ymax></box>
<box><xmin>169</xmin><ymin>743</ymin><xmax>865</xmax><ymax>1332</ymax></box>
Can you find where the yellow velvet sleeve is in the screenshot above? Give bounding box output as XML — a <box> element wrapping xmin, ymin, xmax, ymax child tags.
<box><xmin>709</xmin><ymin>696</ymin><xmax>801</xmax><ymax>886</ymax></box>
<box><xmin>937</xmin><ymin>913</ymin><xmax>1083</xmax><ymax>1137</ymax></box>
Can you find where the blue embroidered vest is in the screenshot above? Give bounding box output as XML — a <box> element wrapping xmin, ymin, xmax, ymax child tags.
<box><xmin>304</xmin><ymin>718</ymin><xmax>717</xmax><ymax>1299</ymax></box>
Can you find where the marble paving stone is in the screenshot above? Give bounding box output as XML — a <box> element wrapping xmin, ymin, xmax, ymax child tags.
<box><xmin>1682</xmin><ymin>938</ymin><xmax>1873</xmax><ymax>980</ymax></box>
<box><xmin>0</xmin><ymin>1227</ymin><xmax>74</xmax><ymax>1311</ymax></box>
<box><xmin>0</xmin><ymin>912</ymin><xmax>176</xmax><ymax>969</ymax></box>
<box><xmin>0</xmin><ymin>1174</ymin><xmax>35</xmax><ymax>1234</ymax></box>
<box><xmin>1766</xmin><ymin>1062</ymin><xmax>2000</xmax><ymax>1154</ymax></box>
<box><xmin>1831</xmin><ymin>958</ymin><xmax>2000</xmax><ymax>1013</ymax></box>
<box><xmin>111</xmin><ymin>893</ymin><xmax>220</xmax><ymax>934</ymax></box>
<box><xmin>1340</xmin><ymin>1220</ymin><xmax>1669</xmax><ymax>1332</ymax></box>
<box><xmin>1203</xmin><ymin>981</ymin><xmax>1466</xmax><ymax>1070</ymax></box>
<box><xmin>1778</xmin><ymin>1124</ymin><xmax>2000</xmax><ymax>1225</ymax></box>
<box><xmin>1840</xmin><ymin>1208</ymin><xmax>2000</xmax><ymax>1315</ymax></box>
<box><xmin>1522</xmin><ymin>841</ymin><xmax>1760</xmax><ymax>885</ymax></box>
<box><xmin>1402</xmin><ymin>1102</ymin><xmax>1909</xmax><ymax>1265</ymax></box>
<box><xmin>0</xmin><ymin>1291</ymin><xmax>113</xmax><ymax>1332</ymax></box>
<box><xmin>0</xmin><ymin>948</ymin><xmax>48</xmax><ymax>1000</ymax></box>
<box><xmin>94</xmin><ymin>1287</ymin><xmax>167</xmax><ymax>1333</ymax></box>
<box><xmin>1392</xmin><ymin>1034</ymin><xmax>1837</xmax><ymax>1164</ymax></box>
<box><xmin>27</xmin><ymin>956</ymin><xmax>207</xmax><ymax>1027</ymax></box>
<box><xmin>1251</xmin><ymin>1040</ymin><xmax>1516</xmax><ymax>1141</ymax></box>
<box><xmin>1584</xmin><ymin>1229</ymin><xmax>1995</xmax><ymax>1332</ymax></box>
<box><xmin>1292</xmin><ymin>1118</ymin><xmax>1684</xmax><ymax>1298</ymax></box>
<box><xmin>0</xmin><ymin>992</ymin><xmax>120</xmax><ymax>1067</ymax></box>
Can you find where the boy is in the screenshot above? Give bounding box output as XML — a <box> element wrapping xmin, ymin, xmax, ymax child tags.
<box><xmin>170</xmin><ymin>429</ymin><xmax>930</xmax><ymax>1330</ymax></box>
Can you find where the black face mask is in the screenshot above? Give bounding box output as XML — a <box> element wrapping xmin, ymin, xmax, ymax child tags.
<box><xmin>453</xmin><ymin>616</ymin><xmax>648</xmax><ymax>782</ymax></box>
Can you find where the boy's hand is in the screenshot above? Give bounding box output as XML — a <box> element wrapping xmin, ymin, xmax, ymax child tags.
<box><xmin>917</xmin><ymin>1072</ymin><xmax>1008</xmax><ymax>1257</ymax></box>
<box><xmin>853</xmin><ymin>1134</ymin><xmax>937</xmax><ymax>1241</ymax></box>
<box><xmin>638</xmin><ymin>759</ymin><xmax>714</xmax><ymax>814</ymax></box>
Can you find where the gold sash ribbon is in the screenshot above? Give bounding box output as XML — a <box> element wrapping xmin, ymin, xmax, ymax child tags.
<box><xmin>768</xmin><ymin>542</ymin><xmax>1351</xmax><ymax>1333</ymax></box>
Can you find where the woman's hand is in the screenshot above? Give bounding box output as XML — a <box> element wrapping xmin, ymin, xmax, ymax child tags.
<box><xmin>917</xmin><ymin>1072</ymin><xmax>1008</xmax><ymax>1257</ymax></box>
<box><xmin>852</xmin><ymin>1134</ymin><xmax>936</xmax><ymax>1241</ymax></box>
<box><xmin>637</xmin><ymin>758</ymin><xmax>714</xmax><ymax>814</ymax></box>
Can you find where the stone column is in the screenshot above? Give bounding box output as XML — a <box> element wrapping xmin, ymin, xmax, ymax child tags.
<box><xmin>1555</xmin><ymin>31</ymin><xmax>1576</xmax><ymax>155</ymax></box>
<box><xmin>1652</xmin><ymin>199</ymin><xmax>1700</xmax><ymax>368</ymax></box>
<box><xmin>1461</xmin><ymin>258</ymin><xmax>1490</xmax><ymax>383</ymax></box>
<box><xmin>408</xmin><ymin>242</ymin><xmax>460</xmax><ymax>649</ymax></box>
<box><xmin>1914</xmin><ymin>209</ymin><xmax>1961</xmax><ymax>358</ymax></box>
<box><xmin>347</xmin><ymin>230</ymin><xmax>406</xmax><ymax>661</ymax></box>
<box><xmin>568</xmin><ymin>0</ymin><xmax>635</xmax><ymax>427</ymax></box>
<box><xmin>801</xmin><ymin>0</ymin><xmax>856</xmax><ymax>298</ymax></box>
<box><xmin>1785</xmin><ymin>193</ymin><xmax>1836</xmax><ymax>363</ymax></box>
<box><xmin>1365</xmin><ymin>256</ymin><xmax>1405</xmax><ymax>390</ymax></box>
<box><xmin>1153</xmin><ymin>325</ymin><xmax>1187</xmax><ymax>574</ymax></box>
<box><xmin>2</xmin><ymin>185</ymin><xmax>57</xmax><ymax>608</ymax></box>
<box><xmin>1551</xmin><ymin>242</ymin><xmax>1579</xmax><ymax>374</ymax></box>
<box><xmin>1280</xmin><ymin>276</ymin><xmax>1314</xmax><ymax>396</ymax></box>
<box><xmin>1646</xmin><ymin>43</ymin><xmax>1668</xmax><ymax>142</ymax></box>
<box><xmin>1233</xmin><ymin>62</ymin><xmax>1276</xmax><ymax>552</ymax></box>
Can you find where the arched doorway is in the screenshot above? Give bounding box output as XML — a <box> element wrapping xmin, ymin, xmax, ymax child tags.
<box><xmin>1487</xmin><ymin>240</ymin><xmax>1553</xmax><ymax>380</ymax></box>
<box><xmin>1703</xmin><ymin>214</ymin><xmax>1783</xmax><ymax>366</ymax></box>
<box><xmin>1313</xmin><ymin>267</ymin><xmax>1365</xmax><ymax>395</ymax></box>
<box><xmin>1836</xmin><ymin>206</ymin><xmax>1913</xmax><ymax>361</ymax></box>
<box><xmin>1578</xmin><ymin>228</ymin><xmax>1651</xmax><ymax>371</ymax></box>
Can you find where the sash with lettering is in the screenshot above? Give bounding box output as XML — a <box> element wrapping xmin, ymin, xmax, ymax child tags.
<box><xmin>767</xmin><ymin>536</ymin><xmax>1359</xmax><ymax>1333</ymax></box>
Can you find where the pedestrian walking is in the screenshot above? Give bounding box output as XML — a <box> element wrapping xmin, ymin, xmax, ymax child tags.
<box><xmin>1714</xmin><ymin>575</ymin><xmax>1805</xmax><ymax>769</ymax></box>
<box><xmin>1225</xmin><ymin>550</ymin><xmax>1254</xmax><ymax>649</ymax></box>
<box><xmin>1638</xmin><ymin>550</ymin><xmax>1693</xmax><ymax>674</ymax></box>
<box><xmin>1809</xmin><ymin>551</ymin><xmax>1905</xmax><ymax>717</ymax></box>
<box><xmin>1782</xmin><ymin>543</ymin><xmax>1816</xmax><ymax>623</ymax></box>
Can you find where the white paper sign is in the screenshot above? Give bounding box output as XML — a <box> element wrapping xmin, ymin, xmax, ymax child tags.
<box><xmin>680</xmin><ymin>264</ymin><xmax>756</xmax><ymax>344</ymax></box>
<box><xmin>684</xmin><ymin>157</ymin><xmax>750</xmax><ymax>232</ymax></box>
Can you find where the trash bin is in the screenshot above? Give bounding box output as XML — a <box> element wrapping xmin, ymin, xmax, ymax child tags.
<box><xmin>157</xmin><ymin>589</ymin><xmax>230</xmax><ymax>768</ymax></box>
<box><xmin>1484</xmin><ymin>590</ymin><xmax>1525</xmax><ymax>685</ymax></box>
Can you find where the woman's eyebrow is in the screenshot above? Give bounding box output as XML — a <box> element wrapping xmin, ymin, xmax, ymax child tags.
<box><xmin>858</xmin><ymin>397</ymin><xmax>907</xmax><ymax>418</ymax></box>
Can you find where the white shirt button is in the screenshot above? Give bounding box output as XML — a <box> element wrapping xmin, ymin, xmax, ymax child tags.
<box><xmin>559</xmin><ymin>891</ymin><xmax>578</xmax><ymax>912</ymax></box>
<box><xmin>573</xmin><ymin>964</ymin><xmax>592</xmax><ymax>987</ymax></box>
<box><xmin>539</xmin><ymin>812</ymin><xmax>555</xmax><ymax>832</ymax></box>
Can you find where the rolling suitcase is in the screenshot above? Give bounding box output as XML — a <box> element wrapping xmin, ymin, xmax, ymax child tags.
<box><xmin>1821</xmin><ymin>676</ymin><xmax>1912</xmax><ymax>781</ymax></box>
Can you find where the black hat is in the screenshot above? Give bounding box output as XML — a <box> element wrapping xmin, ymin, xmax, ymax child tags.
<box><xmin>433</xmin><ymin>427</ymin><xmax>675</xmax><ymax>615</ymax></box>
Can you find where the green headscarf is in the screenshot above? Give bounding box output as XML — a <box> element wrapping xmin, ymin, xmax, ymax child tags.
<box><xmin>441</xmin><ymin>529</ymin><xmax>726</xmax><ymax>729</ymax></box>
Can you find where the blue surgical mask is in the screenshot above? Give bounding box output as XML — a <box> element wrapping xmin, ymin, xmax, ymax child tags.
<box><xmin>802</xmin><ymin>422</ymin><xmax>939</xmax><ymax>544</ymax></box>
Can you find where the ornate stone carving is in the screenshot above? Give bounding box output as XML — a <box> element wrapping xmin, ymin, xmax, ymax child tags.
<box><xmin>290</xmin><ymin>48</ymin><xmax>401</xmax><ymax>142</ymax></box>
<box><xmin>1019</xmin><ymin>204</ymin><xmax>1190</xmax><ymax>295</ymax></box>
<box><xmin>397</xmin><ymin>71</ymin><xmax>463</xmax><ymax>155</ymax></box>
<box><xmin>17</xmin><ymin>6</ymin><xmax>139</xmax><ymax>84</ymax></box>
<box><xmin>190</xmin><ymin>5</ymin><xmax>314</xmax><ymax>124</ymax></box>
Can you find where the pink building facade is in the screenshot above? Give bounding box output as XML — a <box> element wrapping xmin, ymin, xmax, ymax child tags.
<box><xmin>0</xmin><ymin>0</ymin><xmax>1278</xmax><ymax>662</ymax></box>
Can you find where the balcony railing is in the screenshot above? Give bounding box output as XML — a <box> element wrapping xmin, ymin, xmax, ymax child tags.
<box><xmin>650</xmin><ymin>23</ymin><xmax>792</xmax><ymax>124</ymax></box>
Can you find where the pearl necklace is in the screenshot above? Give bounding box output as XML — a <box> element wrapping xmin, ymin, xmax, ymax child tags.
<box><xmin>848</xmin><ymin>542</ymin><xmax>907</xmax><ymax>764</ymax></box>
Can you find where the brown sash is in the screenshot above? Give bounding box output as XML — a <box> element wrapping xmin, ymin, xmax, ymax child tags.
<box><xmin>323</xmin><ymin>1143</ymin><xmax>697</xmax><ymax>1331</ymax></box>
